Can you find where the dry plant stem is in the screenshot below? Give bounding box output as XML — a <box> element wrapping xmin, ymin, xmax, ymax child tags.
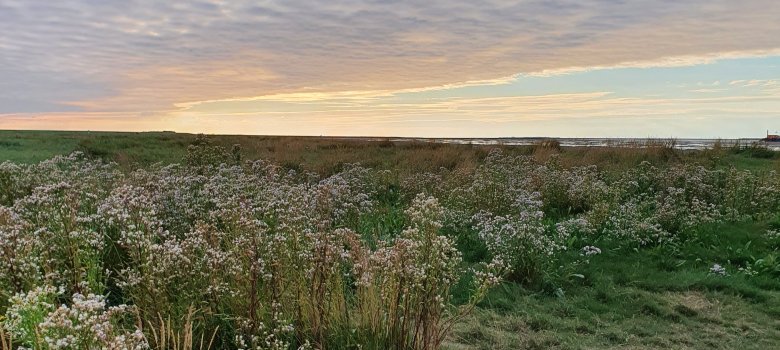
<box><xmin>0</xmin><ymin>326</ymin><xmax>11</xmax><ymax>350</ymax></box>
<box><xmin>145</xmin><ymin>306</ymin><xmax>217</xmax><ymax>350</ymax></box>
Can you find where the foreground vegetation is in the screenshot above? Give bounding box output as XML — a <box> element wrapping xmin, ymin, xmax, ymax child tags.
<box><xmin>0</xmin><ymin>131</ymin><xmax>779</xmax><ymax>349</ymax></box>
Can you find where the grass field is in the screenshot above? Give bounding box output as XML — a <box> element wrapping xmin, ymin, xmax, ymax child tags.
<box><xmin>0</xmin><ymin>130</ymin><xmax>779</xmax><ymax>349</ymax></box>
<box><xmin>2</xmin><ymin>130</ymin><xmax>778</xmax><ymax>173</ymax></box>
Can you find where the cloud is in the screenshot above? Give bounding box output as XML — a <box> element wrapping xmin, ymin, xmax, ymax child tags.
<box><xmin>162</xmin><ymin>88</ymin><xmax>780</xmax><ymax>131</ymax></box>
<box><xmin>5</xmin><ymin>87</ymin><xmax>777</xmax><ymax>138</ymax></box>
<box><xmin>728</xmin><ymin>79</ymin><xmax>780</xmax><ymax>96</ymax></box>
<box><xmin>689</xmin><ymin>88</ymin><xmax>726</xmax><ymax>94</ymax></box>
<box><xmin>2</xmin><ymin>0</ymin><xmax>780</xmax><ymax>115</ymax></box>
<box><xmin>526</xmin><ymin>49</ymin><xmax>780</xmax><ymax>77</ymax></box>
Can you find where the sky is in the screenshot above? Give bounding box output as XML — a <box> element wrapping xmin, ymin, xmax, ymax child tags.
<box><xmin>1</xmin><ymin>1</ymin><xmax>779</xmax><ymax>138</ymax></box>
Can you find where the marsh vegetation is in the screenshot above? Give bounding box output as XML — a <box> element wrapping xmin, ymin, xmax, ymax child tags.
<box><xmin>0</xmin><ymin>132</ymin><xmax>779</xmax><ymax>349</ymax></box>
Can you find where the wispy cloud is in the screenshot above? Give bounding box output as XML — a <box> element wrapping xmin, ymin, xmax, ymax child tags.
<box><xmin>689</xmin><ymin>88</ymin><xmax>727</xmax><ymax>93</ymax></box>
<box><xmin>528</xmin><ymin>49</ymin><xmax>780</xmax><ymax>78</ymax></box>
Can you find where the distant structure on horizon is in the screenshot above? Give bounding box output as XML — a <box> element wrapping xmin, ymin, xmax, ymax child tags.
<box><xmin>765</xmin><ymin>130</ymin><xmax>780</xmax><ymax>142</ymax></box>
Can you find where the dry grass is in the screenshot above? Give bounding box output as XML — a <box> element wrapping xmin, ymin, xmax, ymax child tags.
<box><xmin>11</xmin><ymin>130</ymin><xmax>769</xmax><ymax>175</ymax></box>
<box><xmin>665</xmin><ymin>292</ymin><xmax>716</xmax><ymax>315</ymax></box>
<box><xmin>203</xmin><ymin>136</ymin><xmax>705</xmax><ymax>176</ymax></box>
<box><xmin>145</xmin><ymin>307</ymin><xmax>218</xmax><ymax>350</ymax></box>
<box><xmin>0</xmin><ymin>325</ymin><xmax>10</xmax><ymax>350</ymax></box>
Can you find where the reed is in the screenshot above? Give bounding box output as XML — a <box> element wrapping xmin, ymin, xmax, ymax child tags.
<box><xmin>146</xmin><ymin>307</ymin><xmax>219</xmax><ymax>350</ymax></box>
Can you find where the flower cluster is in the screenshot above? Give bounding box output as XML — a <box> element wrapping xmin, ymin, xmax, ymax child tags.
<box><xmin>349</xmin><ymin>195</ymin><xmax>473</xmax><ymax>348</ymax></box>
<box><xmin>709</xmin><ymin>264</ymin><xmax>727</xmax><ymax>276</ymax></box>
<box><xmin>3</xmin><ymin>285</ymin><xmax>147</xmax><ymax>349</ymax></box>
<box><xmin>581</xmin><ymin>246</ymin><xmax>602</xmax><ymax>256</ymax></box>
<box><xmin>472</xmin><ymin>192</ymin><xmax>564</xmax><ymax>282</ymax></box>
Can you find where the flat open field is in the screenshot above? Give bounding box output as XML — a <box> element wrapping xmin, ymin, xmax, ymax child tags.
<box><xmin>2</xmin><ymin>130</ymin><xmax>778</xmax><ymax>172</ymax></box>
<box><xmin>1</xmin><ymin>131</ymin><xmax>779</xmax><ymax>349</ymax></box>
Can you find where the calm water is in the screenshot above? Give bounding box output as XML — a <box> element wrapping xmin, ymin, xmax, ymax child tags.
<box><xmin>359</xmin><ymin>138</ymin><xmax>780</xmax><ymax>151</ymax></box>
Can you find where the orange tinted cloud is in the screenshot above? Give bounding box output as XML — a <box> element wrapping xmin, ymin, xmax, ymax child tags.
<box><xmin>1</xmin><ymin>1</ymin><xmax>780</xmax><ymax>137</ymax></box>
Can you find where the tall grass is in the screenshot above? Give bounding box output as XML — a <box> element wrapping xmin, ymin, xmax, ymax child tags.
<box><xmin>145</xmin><ymin>307</ymin><xmax>219</xmax><ymax>350</ymax></box>
<box><xmin>0</xmin><ymin>136</ymin><xmax>778</xmax><ymax>348</ymax></box>
<box><xmin>7</xmin><ymin>131</ymin><xmax>777</xmax><ymax>175</ymax></box>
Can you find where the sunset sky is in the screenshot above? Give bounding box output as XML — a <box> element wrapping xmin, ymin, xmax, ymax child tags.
<box><xmin>1</xmin><ymin>1</ymin><xmax>779</xmax><ymax>137</ymax></box>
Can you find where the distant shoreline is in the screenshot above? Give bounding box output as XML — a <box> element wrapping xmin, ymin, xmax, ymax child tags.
<box><xmin>0</xmin><ymin>129</ymin><xmax>778</xmax><ymax>151</ymax></box>
<box><xmin>0</xmin><ymin>129</ymin><xmax>773</xmax><ymax>141</ymax></box>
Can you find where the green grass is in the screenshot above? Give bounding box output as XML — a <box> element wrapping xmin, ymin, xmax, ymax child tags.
<box><xmin>0</xmin><ymin>130</ymin><xmax>191</xmax><ymax>165</ymax></box>
<box><xmin>445</xmin><ymin>220</ymin><xmax>780</xmax><ymax>349</ymax></box>
<box><xmin>0</xmin><ymin>131</ymin><xmax>84</xmax><ymax>164</ymax></box>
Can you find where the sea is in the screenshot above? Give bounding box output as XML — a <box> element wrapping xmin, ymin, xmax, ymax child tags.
<box><xmin>354</xmin><ymin>138</ymin><xmax>780</xmax><ymax>151</ymax></box>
